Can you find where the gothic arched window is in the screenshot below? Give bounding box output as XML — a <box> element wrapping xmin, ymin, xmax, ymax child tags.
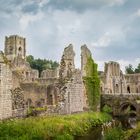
<box><xmin>9</xmin><ymin>46</ymin><xmax>13</xmax><ymax>54</ymax></box>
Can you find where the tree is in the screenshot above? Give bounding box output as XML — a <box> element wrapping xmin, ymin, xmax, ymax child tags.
<box><xmin>125</xmin><ymin>64</ymin><xmax>134</xmax><ymax>74</ymax></box>
<box><xmin>125</xmin><ymin>63</ymin><xmax>140</xmax><ymax>74</ymax></box>
<box><xmin>26</xmin><ymin>55</ymin><xmax>59</xmax><ymax>76</ymax></box>
<box><xmin>135</xmin><ymin>63</ymin><xmax>140</xmax><ymax>73</ymax></box>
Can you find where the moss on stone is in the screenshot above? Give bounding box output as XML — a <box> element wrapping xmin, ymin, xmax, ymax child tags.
<box><xmin>83</xmin><ymin>56</ymin><xmax>100</xmax><ymax>111</ymax></box>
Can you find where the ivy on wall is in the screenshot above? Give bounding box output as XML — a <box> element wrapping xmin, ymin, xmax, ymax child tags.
<box><xmin>83</xmin><ymin>56</ymin><xmax>100</xmax><ymax>111</ymax></box>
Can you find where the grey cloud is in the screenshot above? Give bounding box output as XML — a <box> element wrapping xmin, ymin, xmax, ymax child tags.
<box><xmin>45</xmin><ymin>0</ymin><xmax>127</xmax><ymax>12</ymax></box>
<box><xmin>0</xmin><ymin>0</ymin><xmax>140</xmax><ymax>71</ymax></box>
<box><xmin>21</xmin><ymin>3</ymin><xmax>39</xmax><ymax>14</ymax></box>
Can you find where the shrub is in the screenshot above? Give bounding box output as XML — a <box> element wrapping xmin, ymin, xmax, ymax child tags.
<box><xmin>104</xmin><ymin>127</ymin><xmax>124</xmax><ymax>140</ymax></box>
<box><xmin>102</xmin><ymin>105</ymin><xmax>112</xmax><ymax>114</ymax></box>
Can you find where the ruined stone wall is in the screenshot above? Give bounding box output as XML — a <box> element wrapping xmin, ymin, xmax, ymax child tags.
<box><xmin>36</xmin><ymin>78</ymin><xmax>59</xmax><ymax>85</ymax></box>
<box><xmin>41</xmin><ymin>68</ymin><xmax>59</xmax><ymax>79</ymax></box>
<box><xmin>68</xmin><ymin>70</ymin><xmax>84</xmax><ymax>113</ymax></box>
<box><xmin>0</xmin><ymin>55</ymin><xmax>12</xmax><ymax>119</ymax></box>
<box><xmin>20</xmin><ymin>83</ymin><xmax>48</xmax><ymax>107</ymax></box>
<box><xmin>103</xmin><ymin>61</ymin><xmax>126</xmax><ymax>94</ymax></box>
<box><xmin>125</xmin><ymin>74</ymin><xmax>140</xmax><ymax>93</ymax></box>
<box><xmin>23</xmin><ymin>69</ymin><xmax>39</xmax><ymax>82</ymax></box>
<box><xmin>81</xmin><ymin>44</ymin><xmax>92</xmax><ymax>77</ymax></box>
<box><xmin>81</xmin><ymin>45</ymin><xmax>93</xmax><ymax>110</ymax></box>
<box><xmin>58</xmin><ymin>45</ymin><xmax>84</xmax><ymax>114</ymax></box>
<box><xmin>20</xmin><ymin>83</ymin><xmax>59</xmax><ymax>108</ymax></box>
<box><xmin>11</xmin><ymin>87</ymin><xmax>26</xmax><ymax>117</ymax></box>
<box><xmin>59</xmin><ymin>44</ymin><xmax>75</xmax><ymax>82</ymax></box>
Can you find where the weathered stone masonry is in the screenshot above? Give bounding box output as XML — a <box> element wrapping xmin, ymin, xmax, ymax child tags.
<box><xmin>0</xmin><ymin>35</ymin><xmax>99</xmax><ymax>119</ymax></box>
<box><xmin>0</xmin><ymin>54</ymin><xmax>12</xmax><ymax>119</ymax></box>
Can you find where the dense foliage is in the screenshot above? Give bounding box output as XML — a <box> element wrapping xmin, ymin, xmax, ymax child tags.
<box><xmin>102</xmin><ymin>105</ymin><xmax>112</xmax><ymax>114</ymax></box>
<box><xmin>0</xmin><ymin>112</ymin><xmax>111</xmax><ymax>140</ymax></box>
<box><xmin>83</xmin><ymin>56</ymin><xmax>100</xmax><ymax>111</ymax></box>
<box><xmin>104</xmin><ymin>122</ymin><xmax>140</xmax><ymax>140</ymax></box>
<box><xmin>104</xmin><ymin>127</ymin><xmax>124</xmax><ymax>140</ymax></box>
<box><xmin>26</xmin><ymin>55</ymin><xmax>59</xmax><ymax>76</ymax></box>
<box><xmin>123</xmin><ymin>122</ymin><xmax>140</xmax><ymax>140</ymax></box>
<box><xmin>125</xmin><ymin>63</ymin><xmax>140</xmax><ymax>74</ymax></box>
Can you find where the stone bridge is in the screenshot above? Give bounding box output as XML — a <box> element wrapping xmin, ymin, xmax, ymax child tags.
<box><xmin>101</xmin><ymin>93</ymin><xmax>140</xmax><ymax>119</ymax></box>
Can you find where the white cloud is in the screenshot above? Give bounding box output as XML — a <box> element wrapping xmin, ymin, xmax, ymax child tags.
<box><xmin>38</xmin><ymin>0</ymin><xmax>50</xmax><ymax>7</ymax></box>
<box><xmin>91</xmin><ymin>32</ymin><xmax>111</xmax><ymax>47</ymax></box>
<box><xmin>134</xmin><ymin>9</ymin><xmax>140</xmax><ymax>17</ymax></box>
<box><xmin>96</xmin><ymin>60</ymin><xmax>105</xmax><ymax>71</ymax></box>
<box><xmin>108</xmin><ymin>0</ymin><xmax>126</xmax><ymax>6</ymax></box>
<box><xmin>19</xmin><ymin>11</ymin><xmax>44</xmax><ymax>30</ymax></box>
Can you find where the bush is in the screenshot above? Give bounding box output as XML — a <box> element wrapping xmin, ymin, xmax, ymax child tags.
<box><xmin>102</xmin><ymin>105</ymin><xmax>112</xmax><ymax>114</ymax></box>
<box><xmin>104</xmin><ymin>127</ymin><xmax>124</xmax><ymax>140</ymax></box>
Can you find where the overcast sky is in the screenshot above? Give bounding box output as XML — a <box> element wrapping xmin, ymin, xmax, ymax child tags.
<box><xmin>0</xmin><ymin>0</ymin><xmax>140</xmax><ymax>72</ymax></box>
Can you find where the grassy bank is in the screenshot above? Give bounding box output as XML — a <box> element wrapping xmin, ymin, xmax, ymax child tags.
<box><xmin>123</xmin><ymin>122</ymin><xmax>140</xmax><ymax>140</ymax></box>
<box><xmin>0</xmin><ymin>112</ymin><xmax>111</xmax><ymax>140</ymax></box>
<box><xmin>104</xmin><ymin>122</ymin><xmax>140</xmax><ymax>140</ymax></box>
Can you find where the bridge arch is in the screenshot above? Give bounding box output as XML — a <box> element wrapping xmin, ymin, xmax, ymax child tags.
<box><xmin>120</xmin><ymin>102</ymin><xmax>137</xmax><ymax>117</ymax></box>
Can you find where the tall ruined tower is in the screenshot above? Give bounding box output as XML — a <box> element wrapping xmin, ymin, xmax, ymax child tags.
<box><xmin>4</xmin><ymin>35</ymin><xmax>26</xmax><ymax>61</ymax></box>
<box><xmin>59</xmin><ymin>44</ymin><xmax>75</xmax><ymax>81</ymax></box>
<box><xmin>104</xmin><ymin>61</ymin><xmax>126</xmax><ymax>94</ymax></box>
<box><xmin>81</xmin><ymin>44</ymin><xmax>92</xmax><ymax>77</ymax></box>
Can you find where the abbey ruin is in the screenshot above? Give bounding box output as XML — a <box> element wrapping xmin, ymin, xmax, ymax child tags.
<box><xmin>0</xmin><ymin>35</ymin><xmax>140</xmax><ymax>120</ymax></box>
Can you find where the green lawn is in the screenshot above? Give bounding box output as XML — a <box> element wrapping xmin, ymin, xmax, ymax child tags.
<box><xmin>0</xmin><ymin>112</ymin><xmax>111</xmax><ymax>140</ymax></box>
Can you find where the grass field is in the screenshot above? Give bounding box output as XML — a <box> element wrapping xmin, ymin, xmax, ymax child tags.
<box><xmin>0</xmin><ymin>112</ymin><xmax>111</xmax><ymax>140</ymax></box>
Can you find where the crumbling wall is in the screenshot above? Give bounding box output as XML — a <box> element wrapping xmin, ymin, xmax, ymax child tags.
<box><xmin>81</xmin><ymin>45</ymin><xmax>93</xmax><ymax>110</ymax></box>
<box><xmin>81</xmin><ymin>44</ymin><xmax>92</xmax><ymax>77</ymax></box>
<box><xmin>66</xmin><ymin>70</ymin><xmax>84</xmax><ymax>113</ymax></box>
<box><xmin>20</xmin><ymin>83</ymin><xmax>59</xmax><ymax>108</ymax></box>
<box><xmin>21</xmin><ymin>83</ymin><xmax>47</xmax><ymax>107</ymax></box>
<box><xmin>58</xmin><ymin>44</ymin><xmax>84</xmax><ymax>114</ymax></box>
<box><xmin>125</xmin><ymin>74</ymin><xmax>140</xmax><ymax>93</ymax></box>
<box><xmin>41</xmin><ymin>67</ymin><xmax>59</xmax><ymax>79</ymax></box>
<box><xmin>59</xmin><ymin>44</ymin><xmax>75</xmax><ymax>83</ymax></box>
<box><xmin>11</xmin><ymin>87</ymin><xmax>26</xmax><ymax>117</ymax></box>
<box><xmin>104</xmin><ymin>61</ymin><xmax>126</xmax><ymax>94</ymax></box>
<box><xmin>0</xmin><ymin>54</ymin><xmax>12</xmax><ymax>119</ymax></box>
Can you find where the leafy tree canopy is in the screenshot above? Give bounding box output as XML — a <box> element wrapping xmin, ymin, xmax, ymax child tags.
<box><xmin>26</xmin><ymin>55</ymin><xmax>59</xmax><ymax>76</ymax></box>
<box><xmin>125</xmin><ymin>63</ymin><xmax>140</xmax><ymax>74</ymax></box>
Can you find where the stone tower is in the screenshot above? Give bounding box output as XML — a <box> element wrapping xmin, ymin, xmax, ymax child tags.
<box><xmin>4</xmin><ymin>35</ymin><xmax>26</xmax><ymax>60</ymax></box>
<box><xmin>81</xmin><ymin>44</ymin><xmax>92</xmax><ymax>77</ymax></box>
<box><xmin>59</xmin><ymin>44</ymin><xmax>75</xmax><ymax>81</ymax></box>
<box><xmin>104</xmin><ymin>61</ymin><xmax>126</xmax><ymax>94</ymax></box>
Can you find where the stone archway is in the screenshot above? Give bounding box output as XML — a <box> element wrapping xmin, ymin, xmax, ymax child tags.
<box><xmin>47</xmin><ymin>85</ymin><xmax>59</xmax><ymax>105</ymax></box>
<box><xmin>127</xmin><ymin>86</ymin><xmax>131</xmax><ymax>93</ymax></box>
<box><xmin>120</xmin><ymin>103</ymin><xmax>137</xmax><ymax>117</ymax></box>
<box><xmin>116</xmin><ymin>84</ymin><xmax>119</xmax><ymax>93</ymax></box>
